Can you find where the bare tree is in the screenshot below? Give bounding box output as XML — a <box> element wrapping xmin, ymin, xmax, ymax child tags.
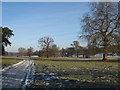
<box><xmin>18</xmin><ymin>47</ymin><xmax>26</xmax><ymax>57</ymax></box>
<box><xmin>80</xmin><ymin>2</ymin><xmax>119</xmax><ymax>60</ymax></box>
<box><xmin>38</xmin><ymin>36</ymin><xmax>54</xmax><ymax>58</ymax></box>
<box><xmin>60</xmin><ymin>48</ymin><xmax>66</xmax><ymax>57</ymax></box>
<box><xmin>71</xmin><ymin>41</ymin><xmax>80</xmax><ymax>57</ymax></box>
<box><xmin>66</xmin><ymin>47</ymin><xmax>75</xmax><ymax>57</ymax></box>
<box><xmin>27</xmin><ymin>47</ymin><xmax>34</xmax><ymax>57</ymax></box>
<box><xmin>0</xmin><ymin>27</ymin><xmax>2</xmax><ymax>55</ymax></box>
<box><xmin>49</xmin><ymin>44</ymin><xmax>59</xmax><ymax>57</ymax></box>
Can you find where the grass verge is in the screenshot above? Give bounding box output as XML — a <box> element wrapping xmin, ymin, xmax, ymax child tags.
<box><xmin>1</xmin><ymin>57</ymin><xmax>23</xmax><ymax>69</ymax></box>
<box><xmin>32</xmin><ymin>60</ymin><xmax>119</xmax><ymax>89</ymax></box>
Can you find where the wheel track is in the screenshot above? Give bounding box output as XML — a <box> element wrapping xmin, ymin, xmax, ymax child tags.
<box><xmin>1</xmin><ymin>59</ymin><xmax>34</xmax><ymax>89</ymax></box>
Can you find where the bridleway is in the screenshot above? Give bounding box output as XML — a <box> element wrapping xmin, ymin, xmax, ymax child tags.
<box><xmin>0</xmin><ymin>58</ymin><xmax>35</xmax><ymax>89</ymax></box>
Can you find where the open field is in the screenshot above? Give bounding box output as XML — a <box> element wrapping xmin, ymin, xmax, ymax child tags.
<box><xmin>33</xmin><ymin>59</ymin><xmax>120</xmax><ymax>89</ymax></box>
<box><xmin>24</xmin><ymin>56</ymin><xmax>120</xmax><ymax>61</ymax></box>
<box><xmin>1</xmin><ymin>57</ymin><xmax>23</xmax><ymax>69</ymax></box>
<box><xmin>23</xmin><ymin>57</ymin><xmax>102</xmax><ymax>60</ymax></box>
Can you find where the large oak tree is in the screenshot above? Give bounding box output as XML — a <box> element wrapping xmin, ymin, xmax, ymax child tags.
<box><xmin>80</xmin><ymin>2</ymin><xmax>120</xmax><ymax>60</ymax></box>
<box><xmin>38</xmin><ymin>36</ymin><xmax>54</xmax><ymax>58</ymax></box>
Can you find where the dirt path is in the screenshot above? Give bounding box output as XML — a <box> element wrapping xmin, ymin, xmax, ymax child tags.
<box><xmin>1</xmin><ymin>59</ymin><xmax>34</xmax><ymax>89</ymax></box>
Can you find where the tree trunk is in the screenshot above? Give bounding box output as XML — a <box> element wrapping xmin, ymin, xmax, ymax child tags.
<box><xmin>46</xmin><ymin>46</ymin><xmax>49</xmax><ymax>58</ymax></box>
<box><xmin>2</xmin><ymin>45</ymin><xmax>5</xmax><ymax>56</ymax></box>
<box><xmin>103</xmin><ymin>53</ymin><xmax>107</xmax><ymax>60</ymax></box>
<box><xmin>76</xmin><ymin>52</ymin><xmax>79</xmax><ymax>58</ymax></box>
<box><xmin>46</xmin><ymin>50</ymin><xmax>49</xmax><ymax>58</ymax></box>
<box><xmin>47</xmin><ymin>54</ymin><xmax>48</xmax><ymax>58</ymax></box>
<box><xmin>102</xmin><ymin>37</ymin><xmax>108</xmax><ymax>60</ymax></box>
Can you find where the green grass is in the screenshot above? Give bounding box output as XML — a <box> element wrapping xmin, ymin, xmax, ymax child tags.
<box><xmin>34</xmin><ymin>60</ymin><xmax>119</xmax><ymax>88</ymax></box>
<box><xmin>24</xmin><ymin>56</ymin><xmax>120</xmax><ymax>61</ymax></box>
<box><xmin>24</xmin><ymin>57</ymin><xmax>102</xmax><ymax>60</ymax></box>
<box><xmin>1</xmin><ymin>57</ymin><xmax>23</xmax><ymax>69</ymax></box>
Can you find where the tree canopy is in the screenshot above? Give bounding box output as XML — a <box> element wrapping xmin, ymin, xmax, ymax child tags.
<box><xmin>38</xmin><ymin>36</ymin><xmax>54</xmax><ymax>58</ymax></box>
<box><xmin>27</xmin><ymin>47</ymin><xmax>34</xmax><ymax>57</ymax></box>
<box><xmin>80</xmin><ymin>2</ymin><xmax>120</xmax><ymax>60</ymax></box>
<box><xmin>18</xmin><ymin>47</ymin><xmax>26</xmax><ymax>57</ymax></box>
<box><xmin>1</xmin><ymin>27</ymin><xmax>14</xmax><ymax>55</ymax></box>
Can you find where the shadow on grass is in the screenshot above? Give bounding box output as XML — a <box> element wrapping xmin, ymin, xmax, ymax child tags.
<box><xmin>29</xmin><ymin>69</ymin><xmax>120</xmax><ymax>89</ymax></box>
<box><xmin>27</xmin><ymin>78</ymin><xmax>120</xmax><ymax>90</ymax></box>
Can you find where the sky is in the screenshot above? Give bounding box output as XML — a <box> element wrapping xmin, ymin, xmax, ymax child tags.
<box><xmin>2</xmin><ymin>0</ymin><xmax>119</xmax><ymax>2</ymax></box>
<box><xmin>2</xmin><ymin>2</ymin><xmax>90</xmax><ymax>52</ymax></box>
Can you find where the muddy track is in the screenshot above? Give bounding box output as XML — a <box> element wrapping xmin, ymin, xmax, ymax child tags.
<box><xmin>1</xmin><ymin>59</ymin><xmax>34</xmax><ymax>89</ymax></box>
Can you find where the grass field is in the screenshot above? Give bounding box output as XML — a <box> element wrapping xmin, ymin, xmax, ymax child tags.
<box><xmin>24</xmin><ymin>56</ymin><xmax>120</xmax><ymax>61</ymax></box>
<box><xmin>24</xmin><ymin>57</ymin><xmax>102</xmax><ymax>60</ymax></box>
<box><xmin>1</xmin><ymin>57</ymin><xmax>23</xmax><ymax>69</ymax></box>
<box><xmin>33</xmin><ymin>59</ymin><xmax>119</xmax><ymax>89</ymax></box>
